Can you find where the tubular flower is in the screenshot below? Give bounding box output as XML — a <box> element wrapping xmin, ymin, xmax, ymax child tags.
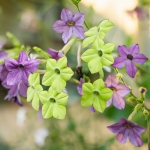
<box><xmin>53</xmin><ymin>8</ymin><xmax>85</xmax><ymax>43</ymax></box>
<box><xmin>107</xmin><ymin>118</ymin><xmax>145</xmax><ymax>147</ymax></box>
<box><xmin>112</xmin><ymin>44</ymin><xmax>148</xmax><ymax>78</ymax></box>
<box><xmin>105</xmin><ymin>75</ymin><xmax>130</xmax><ymax>110</ymax></box>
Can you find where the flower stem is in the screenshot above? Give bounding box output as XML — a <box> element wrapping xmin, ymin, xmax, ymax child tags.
<box><xmin>77</xmin><ymin>41</ymin><xmax>82</xmax><ymax>67</ymax></box>
<box><xmin>128</xmin><ymin>109</ymin><xmax>137</xmax><ymax>121</ymax></box>
<box><xmin>59</xmin><ymin>37</ymin><xmax>76</xmax><ymax>54</ymax></box>
<box><xmin>36</xmin><ymin>69</ymin><xmax>46</xmax><ymax>74</ymax></box>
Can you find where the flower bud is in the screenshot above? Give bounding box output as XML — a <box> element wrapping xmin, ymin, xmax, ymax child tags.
<box><xmin>143</xmin><ymin>108</ymin><xmax>149</xmax><ymax>117</ymax></box>
<box><xmin>139</xmin><ymin>87</ymin><xmax>147</xmax><ymax>94</ymax></box>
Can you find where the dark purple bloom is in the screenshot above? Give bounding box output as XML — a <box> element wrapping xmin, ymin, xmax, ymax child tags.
<box><xmin>53</xmin><ymin>8</ymin><xmax>85</xmax><ymax>43</ymax></box>
<box><xmin>48</xmin><ymin>48</ymin><xmax>64</xmax><ymax>60</ymax></box>
<box><xmin>5</xmin><ymin>50</ymin><xmax>40</xmax><ymax>86</ymax></box>
<box><xmin>77</xmin><ymin>78</ymin><xmax>84</xmax><ymax>95</ymax></box>
<box><xmin>105</xmin><ymin>75</ymin><xmax>130</xmax><ymax>110</ymax></box>
<box><xmin>5</xmin><ymin>94</ymin><xmax>22</xmax><ymax>106</ymax></box>
<box><xmin>112</xmin><ymin>44</ymin><xmax>148</xmax><ymax>78</ymax></box>
<box><xmin>107</xmin><ymin>118</ymin><xmax>145</xmax><ymax>147</ymax></box>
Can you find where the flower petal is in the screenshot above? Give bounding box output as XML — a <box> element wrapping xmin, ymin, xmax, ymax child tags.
<box><xmin>5</xmin><ymin>59</ymin><xmax>18</xmax><ymax>71</ymax></box>
<box><xmin>133</xmin><ymin>53</ymin><xmax>148</xmax><ymax>64</ymax></box>
<box><xmin>62</xmin><ymin>27</ymin><xmax>73</xmax><ymax>43</ymax></box>
<box><xmin>88</xmin><ymin>106</ymin><xmax>96</xmax><ymax>112</ymax></box>
<box><xmin>8</xmin><ymin>84</ymin><xmax>19</xmax><ymax>96</ymax></box>
<box><xmin>0</xmin><ymin>51</ymin><xmax>7</xmax><ymax>60</ymax></box>
<box><xmin>112</xmin><ymin>56</ymin><xmax>127</xmax><ymax>68</ymax></box>
<box><xmin>105</xmin><ymin>75</ymin><xmax>119</xmax><ymax>88</ymax></box>
<box><xmin>48</xmin><ymin>48</ymin><xmax>64</xmax><ymax>60</ymax></box>
<box><xmin>73</xmin><ymin>26</ymin><xmax>85</xmax><ymax>39</ymax></box>
<box><xmin>61</xmin><ymin>8</ymin><xmax>73</xmax><ymax>22</ymax></box>
<box><xmin>129</xmin><ymin>130</ymin><xmax>143</xmax><ymax>147</ymax></box>
<box><xmin>112</xmin><ymin>92</ymin><xmax>125</xmax><ymax>110</ymax></box>
<box><xmin>77</xmin><ymin>78</ymin><xmax>84</xmax><ymax>95</ymax></box>
<box><xmin>106</xmin><ymin>97</ymin><xmax>112</xmax><ymax>107</ymax></box>
<box><xmin>118</xmin><ymin>45</ymin><xmax>129</xmax><ymax>56</ymax></box>
<box><xmin>73</xmin><ymin>12</ymin><xmax>84</xmax><ymax>26</ymax></box>
<box><xmin>18</xmin><ymin>51</ymin><xmax>28</xmax><ymax>63</ymax></box>
<box><xmin>52</xmin><ymin>20</ymin><xmax>67</xmax><ymax>33</ymax></box>
<box><xmin>129</xmin><ymin>44</ymin><xmax>139</xmax><ymax>54</ymax></box>
<box><xmin>132</xmin><ymin>124</ymin><xmax>146</xmax><ymax>135</ymax></box>
<box><xmin>116</xmin><ymin>84</ymin><xmax>130</xmax><ymax>97</ymax></box>
<box><xmin>19</xmin><ymin>82</ymin><xmax>27</xmax><ymax>97</ymax></box>
<box><xmin>126</xmin><ymin>60</ymin><xmax>137</xmax><ymax>78</ymax></box>
<box><xmin>116</xmin><ymin>128</ymin><xmax>130</xmax><ymax>144</ymax></box>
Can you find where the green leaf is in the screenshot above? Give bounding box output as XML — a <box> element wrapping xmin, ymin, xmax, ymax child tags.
<box><xmin>28</xmin><ymin>73</ymin><xmax>40</xmax><ymax>87</ymax></box>
<box><xmin>98</xmin><ymin>20</ymin><xmax>114</xmax><ymax>33</ymax></box>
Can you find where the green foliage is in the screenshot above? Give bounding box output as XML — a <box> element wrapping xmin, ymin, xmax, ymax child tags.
<box><xmin>42</xmin><ymin>87</ymin><xmax>68</xmax><ymax>119</ymax></box>
<box><xmin>69</xmin><ymin>0</ymin><xmax>81</xmax><ymax>7</ymax></box>
<box><xmin>42</xmin><ymin>57</ymin><xmax>74</xmax><ymax>93</ymax></box>
<box><xmin>81</xmin><ymin>79</ymin><xmax>113</xmax><ymax>112</ymax></box>
<box><xmin>82</xmin><ymin>20</ymin><xmax>114</xmax><ymax>48</ymax></box>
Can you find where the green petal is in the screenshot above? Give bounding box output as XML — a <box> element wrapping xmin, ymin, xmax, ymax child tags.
<box><xmin>88</xmin><ymin>58</ymin><xmax>102</xmax><ymax>73</ymax></box>
<box><xmin>57</xmin><ymin>56</ymin><xmax>67</xmax><ymax>69</ymax></box>
<box><xmin>32</xmin><ymin>92</ymin><xmax>40</xmax><ymax>111</ymax></box>
<box><xmin>84</xmin><ymin>26</ymin><xmax>98</xmax><ymax>36</ymax></box>
<box><xmin>98</xmin><ymin>31</ymin><xmax>105</xmax><ymax>39</ymax></box>
<box><xmin>102</xmin><ymin>43</ymin><xmax>115</xmax><ymax>53</ymax></box>
<box><xmin>53</xmin><ymin>105</ymin><xmax>66</xmax><ymax>120</ymax></box>
<box><xmin>81</xmin><ymin>94</ymin><xmax>94</xmax><ymax>107</ymax></box>
<box><xmin>28</xmin><ymin>73</ymin><xmax>40</xmax><ymax>87</ymax></box>
<box><xmin>101</xmin><ymin>54</ymin><xmax>114</xmax><ymax>66</ymax></box>
<box><xmin>98</xmin><ymin>19</ymin><xmax>114</xmax><ymax>33</ymax></box>
<box><xmin>82</xmin><ymin>83</ymin><xmax>93</xmax><ymax>94</ymax></box>
<box><xmin>46</xmin><ymin>59</ymin><xmax>56</xmax><ymax>70</ymax></box>
<box><xmin>92</xmin><ymin>39</ymin><xmax>104</xmax><ymax>50</ymax></box>
<box><xmin>60</xmin><ymin>68</ymin><xmax>74</xmax><ymax>81</ymax></box>
<box><xmin>34</xmin><ymin>85</ymin><xmax>43</xmax><ymax>91</ymax></box>
<box><xmin>81</xmin><ymin>49</ymin><xmax>97</xmax><ymax>62</ymax></box>
<box><xmin>93</xmin><ymin>97</ymin><xmax>106</xmax><ymax>112</ymax></box>
<box><xmin>27</xmin><ymin>87</ymin><xmax>34</xmax><ymax>102</ymax></box>
<box><xmin>55</xmin><ymin>92</ymin><xmax>68</xmax><ymax>105</ymax></box>
<box><xmin>100</xmin><ymin>88</ymin><xmax>113</xmax><ymax>100</ymax></box>
<box><xmin>93</xmin><ymin>79</ymin><xmax>105</xmax><ymax>91</ymax></box>
<box><xmin>39</xmin><ymin>91</ymin><xmax>49</xmax><ymax>104</ymax></box>
<box><xmin>82</xmin><ymin>35</ymin><xmax>97</xmax><ymax>48</ymax></box>
<box><xmin>42</xmin><ymin>102</ymin><xmax>54</xmax><ymax>119</ymax></box>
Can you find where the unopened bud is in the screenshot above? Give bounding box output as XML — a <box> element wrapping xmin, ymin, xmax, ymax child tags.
<box><xmin>134</xmin><ymin>103</ymin><xmax>143</xmax><ymax>111</ymax></box>
<box><xmin>116</xmin><ymin>73</ymin><xmax>123</xmax><ymax>78</ymax></box>
<box><xmin>139</xmin><ymin>87</ymin><xmax>147</xmax><ymax>94</ymax></box>
<box><xmin>143</xmin><ymin>108</ymin><xmax>149</xmax><ymax>117</ymax></box>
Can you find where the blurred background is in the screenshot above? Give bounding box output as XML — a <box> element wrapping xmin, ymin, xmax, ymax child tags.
<box><xmin>0</xmin><ymin>0</ymin><xmax>150</xmax><ymax>149</ymax></box>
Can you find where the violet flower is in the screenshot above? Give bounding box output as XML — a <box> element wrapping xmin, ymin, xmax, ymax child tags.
<box><xmin>112</xmin><ymin>44</ymin><xmax>148</xmax><ymax>78</ymax></box>
<box><xmin>5</xmin><ymin>94</ymin><xmax>22</xmax><ymax>106</ymax></box>
<box><xmin>88</xmin><ymin>106</ymin><xmax>96</xmax><ymax>113</ymax></box>
<box><xmin>0</xmin><ymin>51</ymin><xmax>7</xmax><ymax>60</ymax></box>
<box><xmin>53</xmin><ymin>8</ymin><xmax>85</xmax><ymax>43</ymax></box>
<box><xmin>5</xmin><ymin>50</ymin><xmax>40</xmax><ymax>86</ymax></box>
<box><xmin>48</xmin><ymin>48</ymin><xmax>64</xmax><ymax>60</ymax></box>
<box><xmin>105</xmin><ymin>75</ymin><xmax>130</xmax><ymax>110</ymax></box>
<box><xmin>107</xmin><ymin>118</ymin><xmax>145</xmax><ymax>147</ymax></box>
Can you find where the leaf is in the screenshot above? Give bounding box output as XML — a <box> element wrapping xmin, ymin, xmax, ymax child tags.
<box><xmin>28</xmin><ymin>73</ymin><xmax>40</xmax><ymax>87</ymax></box>
<box><xmin>69</xmin><ymin>0</ymin><xmax>81</xmax><ymax>7</ymax></box>
<box><xmin>98</xmin><ymin>20</ymin><xmax>114</xmax><ymax>33</ymax></box>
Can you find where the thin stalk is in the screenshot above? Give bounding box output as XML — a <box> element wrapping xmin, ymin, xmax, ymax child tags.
<box><xmin>36</xmin><ymin>70</ymin><xmax>46</xmax><ymax>74</ymax></box>
<box><xmin>77</xmin><ymin>41</ymin><xmax>82</xmax><ymax>67</ymax></box>
<box><xmin>128</xmin><ymin>109</ymin><xmax>137</xmax><ymax>121</ymax></box>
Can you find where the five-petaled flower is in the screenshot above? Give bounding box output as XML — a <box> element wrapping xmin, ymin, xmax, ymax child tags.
<box><xmin>105</xmin><ymin>75</ymin><xmax>130</xmax><ymax>110</ymax></box>
<box><xmin>5</xmin><ymin>50</ymin><xmax>40</xmax><ymax>86</ymax></box>
<box><xmin>112</xmin><ymin>44</ymin><xmax>148</xmax><ymax>78</ymax></box>
<box><xmin>53</xmin><ymin>8</ymin><xmax>85</xmax><ymax>43</ymax></box>
<box><xmin>107</xmin><ymin>118</ymin><xmax>145</xmax><ymax>147</ymax></box>
<box><xmin>47</xmin><ymin>48</ymin><xmax>64</xmax><ymax>60</ymax></box>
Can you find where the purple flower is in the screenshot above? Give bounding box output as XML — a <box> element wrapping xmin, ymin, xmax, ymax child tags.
<box><xmin>88</xmin><ymin>106</ymin><xmax>96</xmax><ymax>112</ymax></box>
<box><xmin>0</xmin><ymin>51</ymin><xmax>7</xmax><ymax>60</ymax></box>
<box><xmin>48</xmin><ymin>48</ymin><xmax>64</xmax><ymax>60</ymax></box>
<box><xmin>107</xmin><ymin>118</ymin><xmax>145</xmax><ymax>147</ymax></box>
<box><xmin>53</xmin><ymin>8</ymin><xmax>85</xmax><ymax>43</ymax></box>
<box><xmin>112</xmin><ymin>44</ymin><xmax>148</xmax><ymax>78</ymax></box>
<box><xmin>5</xmin><ymin>94</ymin><xmax>22</xmax><ymax>106</ymax></box>
<box><xmin>105</xmin><ymin>75</ymin><xmax>130</xmax><ymax>110</ymax></box>
<box><xmin>77</xmin><ymin>78</ymin><xmax>84</xmax><ymax>95</ymax></box>
<box><xmin>5</xmin><ymin>50</ymin><xmax>40</xmax><ymax>86</ymax></box>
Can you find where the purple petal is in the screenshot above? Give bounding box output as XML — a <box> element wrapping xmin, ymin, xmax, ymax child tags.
<box><xmin>53</xmin><ymin>20</ymin><xmax>67</xmax><ymax>33</ymax></box>
<box><xmin>129</xmin><ymin>130</ymin><xmax>143</xmax><ymax>147</ymax></box>
<box><xmin>88</xmin><ymin>106</ymin><xmax>96</xmax><ymax>112</ymax></box>
<box><xmin>5</xmin><ymin>59</ymin><xmax>18</xmax><ymax>71</ymax></box>
<box><xmin>105</xmin><ymin>75</ymin><xmax>119</xmax><ymax>88</ymax></box>
<box><xmin>47</xmin><ymin>48</ymin><xmax>64</xmax><ymax>60</ymax></box>
<box><xmin>18</xmin><ymin>51</ymin><xmax>28</xmax><ymax>63</ymax></box>
<box><xmin>77</xmin><ymin>78</ymin><xmax>84</xmax><ymax>95</ymax></box>
<box><xmin>112</xmin><ymin>92</ymin><xmax>125</xmax><ymax>110</ymax></box>
<box><xmin>112</xmin><ymin>56</ymin><xmax>127</xmax><ymax>68</ymax></box>
<box><xmin>73</xmin><ymin>26</ymin><xmax>85</xmax><ymax>39</ymax></box>
<box><xmin>0</xmin><ymin>51</ymin><xmax>7</xmax><ymax>60</ymax></box>
<box><xmin>129</xmin><ymin>44</ymin><xmax>139</xmax><ymax>54</ymax></box>
<box><xmin>62</xmin><ymin>27</ymin><xmax>73</xmax><ymax>43</ymax></box>
<box><xmin>8</xmin><ymin>84</ymin><xmax>19</xmax><ymax>96</ymax></box>
<box><xmin>116</xmin><ymin>84</ymin><xmax>130</xmax><ymax>97</ymax></box>
<box><xmin>118</xmin><ymin>45</ymin><xmax>129</xmax><ymax>56</ymax></box>
<box><xmin>73</xmin><ymin>12</ymin><xmax>84</xmax><ymax>26</ymax></box>
<box><xmin>61</xmin><ymin>8</ymin><xmax>73</xmax><ymax>22</ymax></box>
<box><xmin>19</xmin><ymin>82</ymin><xmax>27</xmax><ymax>97</ymax></box>
<box><xmin>106</xmin><ymin>97</ymin><xmax>112</xmax><ymax>107</ymax></box>
<box><xmin>133</xmin><ymin>53</ymin><xmax>148</xmax><ymax>64</ymax></box>
<box><xmin>126</xmin><ymin>60</ymin><xmax>137</xmax><ymax>78</ymax></box>
<box><xmin>0</xmin><ymin>64</ymin><xmax>9</xmax><ymax>81</ymax></box>
<box><xmin>132</xmin><ymin>124</ymin><xmax>146</xmax><ymax>135</ymax></box>
<box><xmin>116</xmin><ymin>128</ymin><xmax>130</xmax><ymax>144</ymax></box>
<box><xmin>12</xmin><ymin>96</ymin><xmax>23</xmax><ymax>106</ymax></box>
<box><xmin>107</xmin><ymin>118</ymin><xmax>126</xmax><ymax>133</ymax></box>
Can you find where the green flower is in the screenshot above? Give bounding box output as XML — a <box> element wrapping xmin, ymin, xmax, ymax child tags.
<box><xmin>42</xmin><ymin>56</ymin><xmax>74</xmax><ymax>93</ymax></box>
<box><xmin>27</xmin><ymin>73</ymin><xmax>44</xmax><ymax>111</ymax></box>
<box><xmin>81</xmin><ymin>39</ymin><xmax>115</xmax><ymax>73</ymax></box>
<box><xmin>41</xmin><ymin>87</ymin><xmax>68</xmax><ymax>120</ymax></box>
<box><xmin>81</xmin><ymin>79</ymin><xmax>113</xmax><ymax>112</ymax></box>
<box><xmin>82</xmin><ymin>20</ymin><xmax>114</xmax><ymax>48</ymax></box>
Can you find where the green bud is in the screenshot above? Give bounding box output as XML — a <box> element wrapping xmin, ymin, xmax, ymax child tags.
<box><xmin>143</xmin><ymin>108</ymin><xmax>149</xmax><ymax>117</ymax></box>
<box><xmin>69</xmin><ymin>0</ymin><xmax>81</xmax><ymax>7</ymax></box>
<box><xmin>134</xmin><ymin>103</ymin><xmax>143</xmax><ymax>111</ymax></box>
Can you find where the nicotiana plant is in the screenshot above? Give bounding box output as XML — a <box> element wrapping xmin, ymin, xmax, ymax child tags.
<box><xmin>0</xmin><ymin>0</ymin><xmax>150</xmax><ymax>148</ymax></box>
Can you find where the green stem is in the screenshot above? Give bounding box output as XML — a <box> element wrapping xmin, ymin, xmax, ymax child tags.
<box><xmin>36</xmin><ymin>69</ymin><xmax>46</xmax><ymax>74</ymax></box>
<box><xmin>77</xmin><ymin>41</ymin><xmax>82</xmax><ymax>67</ymax></box>
<box><xmin>128</xmin><ymin>109</ymin><xmax>137</xmax><ymax>121</ymax></box>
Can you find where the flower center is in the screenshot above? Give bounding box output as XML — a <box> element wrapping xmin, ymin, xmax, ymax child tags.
<box><xmin>98</xmin><ymin>50</ymin><xmax>103</xmax><ymax>57</ymax></box>
<box><xmin>55</xmin><ymin>68</ymin><xmax>60</xmax><ymax>74</ymax></box>
<box><xmin>124</xmin><ymin>124</ymin><xmax>131</xmax><ymax>129</ymax></box>
<box><xmin>67</xmin><ymin>21</ymin><xmax>74</xmax><ymax>26</ymax></box>
<box><xmin>18</xmin><ymin>64</ymin><xmax>24</xmax><ymax>69</ymax></box>
<box><xmin>49</xmin><ymin>98</ymin><xmax>56</xmax><ymax>103</ymax></box>
<box><xmin>93</xmin><ymin>91</ymin><xmax>99</xmax><ymax>96</ymax></box>
<box><xmin>127</xmin><ymin>54</ymin><xmax>133</xmax><ymax>60</ymax></box>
